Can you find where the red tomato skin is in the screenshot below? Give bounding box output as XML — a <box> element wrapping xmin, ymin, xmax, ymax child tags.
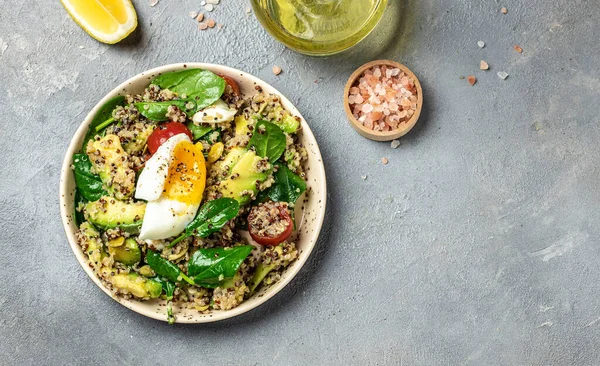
<box><xmin>248</xmin><ymin>204</ymin><xmax>294</xmax><ymax>246</ymax></box>
<box><xmin>218</xmin><ymin>74</ymin><xmax>241</xmax><ymax>96</ymax></box>
<box><xmin>147</xmin><ymin>122</ymin><xmax>193</xmax><ymax>155</ymax></box>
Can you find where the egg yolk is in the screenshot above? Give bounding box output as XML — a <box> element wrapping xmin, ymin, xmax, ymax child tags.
<box><xmin>163</xmin><ymin>140</ymin><xmax>206</xmax><ymax>205</ymax></box>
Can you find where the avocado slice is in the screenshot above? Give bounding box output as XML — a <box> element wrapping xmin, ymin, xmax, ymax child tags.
<box><xmin>108</xmin><ymin>238</ymin><xmax>141</xmax><ymax>266</ymax></box>
<box><xmin>218</xmin><ymin>150</ymin><xmax>269</xmax><ymax>205</ymax></box>
<box><xmin>101</xmin><ymin>269</ymin><xmax>162</xmax><ymax>299</ymax></box>
<box><xmin>122</xmin><ymin>124</ymin><xmax>155</xmax><ymax>155</ymax></box>
<box><xmin>79</xmin><ymin>222</ymin><xmax>106</xmax><ymax>271</ymax></box>
<box><xmin>84</xmin><ymin>197</ymin><xmax>145</xmax><ymax>234</ymax></box>
<box><xmin>86</xmin><ymin>134</ymin><xmax>136</xmax><ymax>200</ymax></box>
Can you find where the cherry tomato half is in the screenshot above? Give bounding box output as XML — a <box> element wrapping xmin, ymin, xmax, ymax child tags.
<box><xmin>248</xmin><ymin>202</ymin><xmax>294</xmax><ymax>246</ymax></box>
<box><xmin>218</xmin><ymin>74</ymin><xmax>241</xmax><ymax>97</ymax></box>
<box><xmin>147</xmin><ymin>122</ymin><xmax>193</xmax><ymax>155</ymax></box>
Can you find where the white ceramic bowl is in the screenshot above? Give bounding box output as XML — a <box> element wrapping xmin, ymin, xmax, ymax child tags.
<box><xmin>59</xmin><ymin>63</ymin><xmax>327</xmax><ymax>323</ymax></box>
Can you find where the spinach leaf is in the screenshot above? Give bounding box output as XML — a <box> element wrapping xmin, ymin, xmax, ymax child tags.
<box><xmin>186</xmin><ymin>122</ymin><xmax>213</xmax><ymax>141</ymax></box>
<box><xmin>248</xmin><ymin>120</ymin><xmax>286</xmax><ymax>163</ymax></box>
<box><xmin>168</xmin><ymin>198</ymin><xmax>240</xmax><ymax>247</ymax></box>
<box><xmin>73</xmin><ymin>153</ymin><xmax>107</xmax><ymax>201</ymax></box>
<box><xmin>261</xmin><ymin>164</ymin><xmax>307</xmax><ymax>206</ymax></box>
<box><xmin>151</xmin><ymin>69</ymin><xmax>226</xmax><ymax>110</ymax></box>
<box><xmin>146</xmin><ymin>250</ymin><xmax>194</xmax><ymax>285</ymax></box>
<box><xmin>188</xmin><ymin>246</ymin><xmax>253</xmax><ymax>286</ymax></box>
<box><xmin>74</xmin><ymin>190</ymin><xmax>86</xmax><ymax>226</ymax></box>
<box><xmin>81</xmin><ymin>96</ymin><xmax>126</xmax><ymax>153</ymax></box>
<box><xmin>135</xmin><ymin>100</ymin><xmax>196</xmax><ymax>122</ymax></box>
<box><xmin>153</xmin><ymin>277</ymin><xmax>176</xmax><ymax>324</ymax></box>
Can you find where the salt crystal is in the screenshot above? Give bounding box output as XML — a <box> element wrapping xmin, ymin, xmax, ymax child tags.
<box><xmin>201</xmin><ymin>0</ymin><xmax>206</xmax><ymax>5</ymax></box>
<box><xmin>362</xmin><ymin>104</ymin><xmax>374</xmax><ymax>113</ymax></box>
<box><xmin>205</xmin><ymin>3</ymin><xmax>214</xmax><ymax>11</ymax></box>
<box><xmin>391</xmin><ymin>68</ymin><xmax>400</xmax><ymax>76</ymax></box>
<box><xmin>381</xmin><ymin>157</ymin><xmax>389</xmax><ymax>165</ymax></box>
<box><xmin>246</xmin><ymin>7</ymin><xmax>251</xmax><ymax>14</ymax></box>
<box><xmin>354</xmin><ymin>95</ymin><xmax>364</xmax><ymax>104</ymax></box>
<box><xmin>149</xmin><ymin>0</ymin><xmax>159</xmax><ymax>6</ymax></box>
<box><xmin>477</xmin><ymin>41</ymin><xmax>485</xmax><ymax>48</ymax></box>
<box><xmin>497</xmin><ymin>71</ymin><xmax>509</xmax><ymax>80</ymax></box>
<box><xmin>361</xmin><ymin>175</ymin><xmax>368</xmax><ymax>180</ymax></box>
<box><xmin>480</xmin><ymin>60</ymin><xmax>489</xmax><ymax>70</ymax></box>
<box><xmin>373</xmin><ymin>67</ymin><xmax>382</xmax><ymax>78</ymax></box>
<box><xmin>198</xmin><ymin>22</ymin><xmax>208</xmax><ymax>30</ymax></box>
<box><xmin>206</xmin><ymin>0</ymin><xmax>219</xmax><ymax>4</ymax></box>
<box><xmin>196</xmin><ymin>13</ymin><xmax>204</xmax><ymax>22</ymax></box>
<box><xmin>189</xmin><ymin>11</ymin><xmax>199</xmax><ymax>18</ymax></box>
<box><xmin>386</xmin><ymin>69</ymin><xmax>393</xmax><ymax>79</ymax></box>
<box><xmin>272</xmin><ymin>65</ymin><xmax>282</xmax><ymax>75</ymax></box>
<box><xmin>349</xmin><ymin>87</ymin><xmax>359</xmax><ymax>95</ymax></box>
<box><xmin>390</xmin><ymin>140</ymin><xmax>400</xmax><ymax>149</ymax></box>
<box><xmin>348</xmin><ymin>95</ymin><xmax>355</xmax><ymax>105</ymax></box>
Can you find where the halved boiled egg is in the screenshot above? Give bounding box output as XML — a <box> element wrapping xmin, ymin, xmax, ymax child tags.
<box><xmin>135</xmin><ymin>133</ymin><xmax>206</xmax><ymax>240</ymax></box>
<box><xmin>192</xmin><ymin>99</ymin><xmax>237</xmax><ymax>124</ymax></box>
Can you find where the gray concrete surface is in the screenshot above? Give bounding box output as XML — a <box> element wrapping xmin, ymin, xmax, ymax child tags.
<box><xmin>1</xmin><ymin>0</ymin><xmax>600</xmax><ymax>364</ymax></box>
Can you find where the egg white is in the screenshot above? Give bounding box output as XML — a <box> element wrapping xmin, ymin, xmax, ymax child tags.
<box><xmin>135</xmin><ymin>133</ymin><xmax>190</xmax><ymax>202</ymax></box>
<box><xmin>138</xmin><ymin>197</ymin><xmax>197</xmax><ymax>240</ymax></box>
<box><xmin>192</xmin><ymin>99</ymin><xmax>237</xmax><ymax>124</ymax></box>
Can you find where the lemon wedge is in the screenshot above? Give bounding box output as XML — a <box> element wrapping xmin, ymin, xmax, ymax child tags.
<box><xmin>61</xmin><ymin>0</ymin><xmax>138</xmax><ymax>44</ymax></box>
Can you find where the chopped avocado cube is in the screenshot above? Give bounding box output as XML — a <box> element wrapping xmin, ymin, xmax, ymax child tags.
<box><xmin>79</xmin><ymin>222</ymin><xmax>106</xmax><ymax>270</ymax></box>
<box><xmin>84</xmin><ymin>197</ymin><xmax>145</xmax><ymax>234</ymax></box>
<box><xmin>278</xmin><ymin>113</ymin><xmax>300</xmax><ymax>134</ymax></box>
<box><xmin>218</xmin><ymin>150</ymin><xmax>269</xmax><ymax>205</ymax></box>
<box><xmin>235</xmin><ymin>115</ymin><xmax>251</xmax><ymax>136</ymax></box>
<box><xmin>123</xmin><ymin>124</ymin><xmax>155</xmax><ymax>155</ymax></box>
<box><xmin>108</xmin><ymin>238</ymin><xmax>141</xmax><ymax>266</ymax></box>
<box><xmin>248</xmin><ymin>262</ymin><xmax>276</xmax><ymax>294</ymax></box>
<box><xmin>86</xmin><ymin>134</ymin><xmax>136</xmax><ymax>200</ymax></box>
<box><xmin>101</xmin><ymin>269</ymin><xmax>162</xmax><ymax>299</ymax></box>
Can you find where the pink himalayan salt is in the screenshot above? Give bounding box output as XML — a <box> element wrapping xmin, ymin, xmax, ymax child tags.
<box><xmin>348</xmin><ymin>65</ymin><xmax>418</xmax><ymax>132</ymax></box>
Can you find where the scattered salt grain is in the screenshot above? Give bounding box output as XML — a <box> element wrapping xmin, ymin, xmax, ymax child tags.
<box><xmin>272</xmin><ymin>65</ymin><xmax>282</xmax><ymax>76</ymax></box>
<box><xmin>381</xmin><ymin>158</ymin><xmax>389</xmax><ymax>165</ymax></box>
<box><xmin>201</xmin><ymin>1</ymin><xmax>206</xmax><ymax>5</ymax></box>
<box><xmin>206</xmin><ymin>18</ymin><xmax>216</xmax><ymax>28</ymax></box>
<box><xmin>189</xmin><ymin>11</ymin><xmax>198</xmax><ymax>18</ymax></box>
<box><xmin>497</xmin><ymin>71</ymin><xmax>509</xmax><ymax>80</ymax></box>
<box><xmin>480</xmin><ymin>60</ymin><xmax>489</xmax><ymax>70</ymax></box>
<box><xmin>196</xmin><ymin>13</ymin><xmax>204</xmax><ymax>22</ymax></box>
<box><xmin>246</xmin><ymin>7</ymin><xmax>251</xmax><ymax>14</ymax></box>
<box><xmin>149</xmin><ymin>0</ymin><xmax>159</xmax><ymax>6</ymax></box>
<box><xmin>390</xmin><ymin>140</ymin><xmax>400</xmax><ymax>149</ymax></box>
<box><xmin>514</xmin><ymin>45</ymin><xmax>523</xmax><ymax>53</ymax></box>
<box><xmin>217</xmin><ymin>24</ymin><xmax>224</xmax><ymax>30</ymax></box>
<box><xmin>501</xmin><ymin>7</ymin><xmax>508</xmax><ymax>14</ymax></box>
<box><xmin>477</xmin><ymin>41</ymin><xmax>485</xmax><ymax>48</ymax></box>
<box><xmin>361</xmin><ymin>175</ymin><xmax>368</xmax><ymax>180</ymax></box>
<box><xmin>79</xmin><ymin>45</ymin><xmax>85</xmax><ymax>49</ymax></box>
<box><xmin>205</xmin><ymin>4</ymin><xmax>214</xmax><ymax>11</ymax></box>
<box><xmin>467</xmin><ymin>75</ymin><xmax>477</xmax><ymax>86</ymax></box>
<box><xmin>198</xmin><ymin>22</ymin><xmax>208</xmax><ymax>30</ymax></box>
<box><xmin>206</xmin><ymin>0</ymin><xmax>219</xmax><ymax>4</ymax></box>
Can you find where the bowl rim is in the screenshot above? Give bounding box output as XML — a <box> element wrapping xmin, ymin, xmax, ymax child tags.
<box><xmin>59</xmin><ymin>62</ymin><xmax>327</xmax><ymax>323</ymax></box>
<box><xmin>343</xmin><ymin>60</ymin><xmax>423</xmax><ymax>141</ymax></box>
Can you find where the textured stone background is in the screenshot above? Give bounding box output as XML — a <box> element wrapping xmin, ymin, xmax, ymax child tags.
<box><xmin>1</xmin><ymin>0</ymin><xmax>600</xmax><ymax>364</ymax></box>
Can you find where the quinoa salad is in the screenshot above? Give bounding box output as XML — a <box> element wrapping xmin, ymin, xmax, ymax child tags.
<box><xmin>72</xmin><ymin>68</ymin><xmax>308</xmax><ymax>323</ymax></box>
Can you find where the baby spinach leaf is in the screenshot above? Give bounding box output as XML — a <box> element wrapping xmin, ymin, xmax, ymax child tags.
<box><xmin>81</xmin><ymin>96</ymin><xmax>126</xmax><ymax>152</ymax></box>
<box><xmin>134</xmin><ymin>100</ymin><xmax>196</xmax><ymax>122</ymax></box>
<box><xmin>262</xmin><ymin>164</ymin><xmax>307</xmax><ymax>206</ymax></box>
<box><xmin>153</xmin><ymin>277</ymin><xmax>176</xmax><ymax>324</ymax></box>
<box><xmin>151</xmin><ymin>69</ymin><xmax>226</xmax><ymax>110</ymax></box>
<box><xmin>168</xmin><ymin>198</ymin><xmax>240</xmax><ymax>247</ymax></box>
<box><xmin>73</xmin><ymin>153</ymin><xmax>107</xmax><ymax>201</ymax></box>
<box><xmin>188</xmin><ymin>246</ymin><xmax>253</xmax><ymax>286</ymax></box>
<box><xmin>146</xmin><ymin>250</ymin><xmax>194</xmax><ymax>285</ymax></box>
<box><xmin>248</xmin><ymin>120</ymin><xmax>286</xmax><ymax>163</ymax></box>
<box><xmin>74</xmin><ymin>190</ymin><xmax>86</xmax><ymax>226</ymax></box>
<box><xmin>186</xmin><ymin>122</ymin><xmax>213</xmax><ymax>141</ymax></box>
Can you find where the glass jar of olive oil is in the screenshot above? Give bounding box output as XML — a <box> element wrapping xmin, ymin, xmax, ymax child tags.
<box><xmin>251</xmin><ymin>0</ymin><xmax>388</xmax><ymax>56</ymax></box>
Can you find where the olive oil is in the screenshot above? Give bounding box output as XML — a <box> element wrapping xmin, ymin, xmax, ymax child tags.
<box><xmin>252</xmin><ymin>0</ymin><xmax>388</xmax><ymax>56</ymax></box>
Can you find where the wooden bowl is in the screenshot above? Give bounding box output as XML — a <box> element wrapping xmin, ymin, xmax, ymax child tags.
<box><xmin>344</xmin><ymin>60</ymin><xmax>423</xmax><ymax>141</ymax></box>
